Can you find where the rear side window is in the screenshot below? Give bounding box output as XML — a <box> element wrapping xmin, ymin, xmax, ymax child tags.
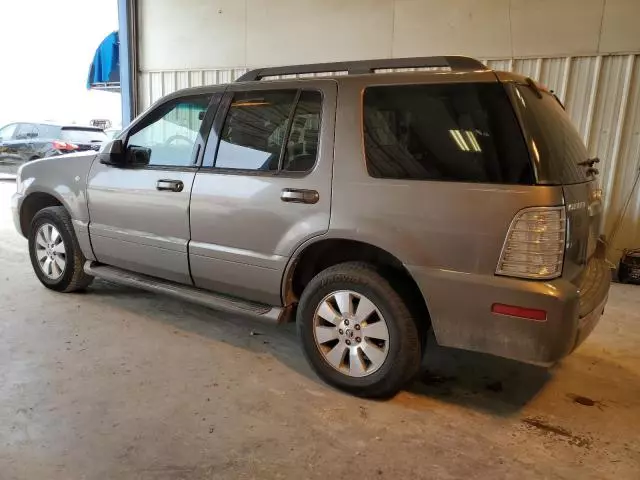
<box><xmin>282</xmin><ymin>91</ymin><xmax>322</xmax><ymax>173</ymax></box>
<box><xmin>211</xmin><ymin>89</ymin><xmax>322</xmax><ymax>173</ymax></box>
<box><xmin>215</xmin><ymin>90</ymin><xmax>297</xmax><ymax>171</ymax></box>
<box><xmin>39</xmin><ymin>125</ymin><xmax>61</xmax><ymax>139</ymax></box>
<box><xmin>61</xmin><ymin>128</ymin><xmax>107</xmax><ymax>144</ymax></box>
<box><xmin>363</xmin><ymin>83</ymin><xmax>534</xmax><ymax>184</ymax></box>
<box><xmin>512</xmin><ymin>85</ymin><xmax>588</xmax><ymax>184</ymax></box>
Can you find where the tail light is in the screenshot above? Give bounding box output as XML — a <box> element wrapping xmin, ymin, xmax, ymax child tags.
<box><xmin>496</xmin><ymin>206</ymin><xmax>566</xmax><ymax>280</ymax></box>
<box><xmin>52</xmin><ymin>140</ymin><xmax>78</xmax><ymax>151</ymax></box>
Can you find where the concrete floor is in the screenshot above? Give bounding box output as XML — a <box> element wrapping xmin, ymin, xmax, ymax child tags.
<box><xmin>1</xmin><ymin>180</ymin><xmax>639</xmax><ymax>480</ymax></box>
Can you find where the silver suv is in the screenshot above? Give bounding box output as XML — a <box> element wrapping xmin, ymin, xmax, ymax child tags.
<box><xmin>12</xmin><ymin>56</ymin><xmax>610</xmax><ymax>397</ymax></box>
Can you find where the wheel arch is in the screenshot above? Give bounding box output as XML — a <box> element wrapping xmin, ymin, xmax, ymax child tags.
<box><xmin>19</xmin><ymin>192</ymin><xmax>64</xmax><ymax>237</ymax></box>
<box><xmin>282</xmin><ymin>237</ymin><xmax>430</xmax><ymax>325</ymax></box>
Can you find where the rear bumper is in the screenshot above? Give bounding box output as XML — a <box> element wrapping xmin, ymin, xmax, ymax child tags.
<box><xmin>408</xmin><ymin>258</ymin><xmax>610</xmax><ymax>366</ymax></box>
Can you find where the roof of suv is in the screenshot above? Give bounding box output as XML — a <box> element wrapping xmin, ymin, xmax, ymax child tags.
<box><xmin>139</xmin><ymin>56</ymin><xmax>533</xmax><ymax>123</ymax></box>
<box><xmin>236</xmin><ymin>55</ymin><xmax>488</xmax><ymax>82</ymax></box>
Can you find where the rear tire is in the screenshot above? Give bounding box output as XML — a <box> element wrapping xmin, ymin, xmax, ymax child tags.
<box><xmin>297</xmin><ymin>262</ymin><xmax>422</xmax><ymax>398</ymax></box>
<box><xmin>28</xmin><ymin>206</ymin><xmax>93</xmax><ymax>292</ymax></box>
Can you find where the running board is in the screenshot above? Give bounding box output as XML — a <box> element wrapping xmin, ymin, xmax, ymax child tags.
<box><xmin>84</xmin><ymin>261</ymin><xmax>285</xmax><ymax>323</ymax></box>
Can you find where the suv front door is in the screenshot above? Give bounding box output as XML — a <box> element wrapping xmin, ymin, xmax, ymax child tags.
<box><xmin>189</xmin><ymin>80</ymin><xmax>337</xmax><ymax>305</ymax></box>
<box><xmin>87</xmin><ymin>90</ymin><xmax>220</xmax><ymax>283</ymax></box>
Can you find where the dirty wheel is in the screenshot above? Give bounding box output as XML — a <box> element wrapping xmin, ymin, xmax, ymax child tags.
<box><xmin>28</xmin><ymin>206</ymin><xmax>93</xmax><ymax>292</ymax></box>
<box><xmin>297</xmin><ymin>262</ymin><xmax>422</xmax><ymax>398</ymax></box>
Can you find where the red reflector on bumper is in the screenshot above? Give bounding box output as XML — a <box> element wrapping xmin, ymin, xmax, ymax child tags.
<box><xmin>491</xmin><ymin>303</ymin><xmax>547</xmax><ymax>321</ymax></box>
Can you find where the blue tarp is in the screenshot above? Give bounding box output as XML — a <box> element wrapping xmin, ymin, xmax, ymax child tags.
<box><xmin>87</xmin><ymin>31</ymin><xmax>120</xmax><ymax>89</ymax></box>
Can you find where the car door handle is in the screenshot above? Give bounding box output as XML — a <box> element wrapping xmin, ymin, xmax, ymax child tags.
<box><xmin>280</xmin><ymin>188</ymin><xmax>319</xmax><ymax>204</ymax></box>
<box><xmin>156</xmin><ymin>179</ymin><xmax>184</xmax><ymax>192</ymax></box>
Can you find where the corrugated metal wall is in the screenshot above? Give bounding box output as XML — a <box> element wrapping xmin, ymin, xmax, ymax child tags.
<box><xmin>138</xmin><ymin>54</ymin><xmax>640</xmax><ymax>263</ymax></box>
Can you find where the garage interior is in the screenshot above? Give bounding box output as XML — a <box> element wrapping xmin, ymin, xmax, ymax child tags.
<box><xmin>2</xmin><ymin>0</ymin><xmax>640</xmax><ymax>479</ymax></box>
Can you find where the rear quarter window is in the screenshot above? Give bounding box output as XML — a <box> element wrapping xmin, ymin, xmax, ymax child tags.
<box><xmin>38</xmin><ymin>125</ymin><xmax>62</xmax><ymax>139</ymax></box>
<box><xmin>363</xmin><ymin>82</ymin><xmax>534</xmax><ymax>184</ymax></box>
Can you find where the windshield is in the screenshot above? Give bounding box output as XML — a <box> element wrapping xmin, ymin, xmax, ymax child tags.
<box><xmin>60</xmin><ymin>128</ymin><xmax>107</xmax><ymax>144</ymax></box>
<box><xmin>511</xmin><ymin>84</ymin><xmax>589</xmax><ymax>184</ymax></box>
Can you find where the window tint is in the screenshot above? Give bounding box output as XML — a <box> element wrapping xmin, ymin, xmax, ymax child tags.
<box><xmin>513</xmin><ymin>85</ymin><xmax>588</xmax><ymax>184</ymax></box>
<box><xmin>282</xmin><ymin>91</ymin><xmax>322</xmax><ymax>172</ymax></box>
<box><xmin>61</xmin><ymin>128</ymin><xmax>107</xmax><ymax>144</ymax></box>
<box><xmin>215</xmin><ymin>90</ymin><xmax>297</xmax><ymax>171</ymax></box>
<box><xmin>16</xmin><ymin>124</ymin><xmax>38</xmax><ymax>140</ymax></box>
<box><xmin>39</xmin><ymin>125</ymin><xmax>61</xmax><ymax>139</ymax></box>
<box><xmin>128</xmin><ymin>95</ymin><xmax>211</xmax><ymax>167</ymax></box>
<box><xmin>0</xmin><ymin>124</ymin><xmax>17</xmax><ymax>140</ymax></box>
<box><xmin>363</xmin><ymin>83</ymin><xmax>533</xmax><ymax>184</ymax></box>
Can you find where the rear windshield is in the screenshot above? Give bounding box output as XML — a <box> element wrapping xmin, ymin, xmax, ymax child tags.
<box><xmin>60</xmin><ymin>128</ymin><xmax>107</xmax><ymax>144</ymax></box>
<box><xmin>511</xmin><ymin>85</ymin><xmax>589</xmax><ymax>184</ymax></box>
<box><xmin>363</xmin><ymin>83</ymin><xmax>534</xmax><ymax>184</ymax></box>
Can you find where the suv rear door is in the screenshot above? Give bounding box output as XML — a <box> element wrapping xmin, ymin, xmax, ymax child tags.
<box><xmin>189</xmin><ymin>79</ymin><xmax>337</xmax><ymax>305</ymax></box>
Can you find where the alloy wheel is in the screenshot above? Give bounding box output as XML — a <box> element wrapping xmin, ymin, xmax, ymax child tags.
<box><xmin>35</xmin><ymin>223</ymin><xmax>66</xmax><ymax>280</ymax></box>
<box><xmin>313</xmin><ymin>290</ymin><xmax>390</xmax><ymax>377</ymax></box>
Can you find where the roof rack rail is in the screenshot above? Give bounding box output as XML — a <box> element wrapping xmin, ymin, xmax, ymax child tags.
<box><xmin>236</xmin><ymin>56</ymin><xmax>488</xmax><ymax>82</ymax></box>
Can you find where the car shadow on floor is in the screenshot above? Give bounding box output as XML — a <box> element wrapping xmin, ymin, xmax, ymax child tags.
<box><xmin>408</xmin><ymin>334</ymin><xmax>551</xmax><ymax>415</ymax></box>
<box><xmin>86</xmin><ymin>280</ymin><xmax>550</xmax><ymax>416</ymax></box>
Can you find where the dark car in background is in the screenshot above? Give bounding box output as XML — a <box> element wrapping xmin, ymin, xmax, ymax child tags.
<box><xmin>0</xmin><ymin>122</ymin><xmax>107</xmax><ymax>174</ymax></box>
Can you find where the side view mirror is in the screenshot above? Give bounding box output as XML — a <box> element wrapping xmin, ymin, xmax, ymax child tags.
<box><xmin>127</xmin><ymin>146</ymin><xmax>151</xmax><ymax>167</ymax></box>
<box><xmin>98</xmin><ymin>139</ymin><xmax>126</xmax><ymax>167</ymax></box>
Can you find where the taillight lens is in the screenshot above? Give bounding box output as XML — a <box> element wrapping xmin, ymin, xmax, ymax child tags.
<box><xmin>496</xmin><ymin>207</ymin><xmax>566</xmax><ymax>280</ymax></box>
<box><xmin>52</xmin><ymin>140</ymin><xmax>78</xmax><ymax>151</ymax></box>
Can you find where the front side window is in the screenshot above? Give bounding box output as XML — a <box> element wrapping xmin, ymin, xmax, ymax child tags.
<box><xmin>127</xmin><ymin>95</ymin><xmax>211</xmax><ymax>167</ymax></box>
<box><xmin>213</xmin><ymin>89</ymin><xmax>322</xmax><ymax>173</ymax></box>
<box><xmin>0</xmin><ymin>124</ymin><xmax>17</xmax><ymax>140</ymax></box>
<box><xmin>363</xmin><ymin>83</ymin><xmax>533</xmax><ymax>184</ymax></box>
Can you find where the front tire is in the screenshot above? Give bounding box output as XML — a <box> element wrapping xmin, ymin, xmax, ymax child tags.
<box><xmin>28</xmin><ymin>206</ymin><xmax>93</xmax><ymax>292</ymax></box>
<box><xmin>297</xmin><ymin>262</ymin><xmax>422</xmax><ymax>398</ymax></box>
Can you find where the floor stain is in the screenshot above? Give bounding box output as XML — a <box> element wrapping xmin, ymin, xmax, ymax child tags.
<box><xmin>522</xmin><ymin>417</ymin><xmax>593</xmax><ymax>448</ymax></box>
<box><xmin>567</xmin><ymin>393</ymin><xmax>599</xmax><ymax>407</ymax></box>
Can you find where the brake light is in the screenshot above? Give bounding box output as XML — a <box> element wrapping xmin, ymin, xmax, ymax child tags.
<box><xmin>52</xmin><ymin>140</ymin><xmax>78</xmax><ymax>151</ymax></box>
<box><xmin>496</xmin><ymin>206</ymin><xmax>566</xmax><ymax>280</ymax></box>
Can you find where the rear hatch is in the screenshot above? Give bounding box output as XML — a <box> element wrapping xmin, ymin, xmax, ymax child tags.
<box><xmin>60</xmin><ymin>127</ymin><xmax>107</xmax><ymax>152</ymax></box>
<box><xmin>511</xmin><ymin>82</ymin><xmax>608</xmax><ymax>314</ymax></box>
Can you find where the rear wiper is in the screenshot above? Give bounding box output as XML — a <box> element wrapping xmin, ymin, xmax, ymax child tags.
<box><xmin>577</xmin><ymin>157</ymin><xmax>600</xmax><ymax>167</ymax></box>
<box><xmin>578</xmin><ymin>157</ymin><xmax>600</xmax><ymax>176</ymax></box>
